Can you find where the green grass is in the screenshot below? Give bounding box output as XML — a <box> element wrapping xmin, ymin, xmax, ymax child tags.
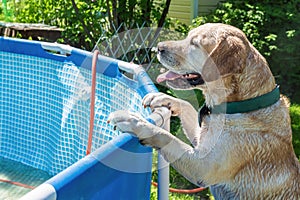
<box><xmin>291</xmin><ymin>104</ymin><xmax>300</xmax><ymax>159</ymax></box>
<box><xmin>150</xmin><ymin>149</ymin><xmax>213</xmax><ymax>200</ymax></box>
<box><xmin>150</xmin><ymin>186</ymin><xmax>214</xmax><ymax>200</ymax></box>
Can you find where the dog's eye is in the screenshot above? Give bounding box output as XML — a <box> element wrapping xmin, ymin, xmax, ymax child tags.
<box><xmin>190</xmin><ymin>38</ymin><xmax>199</xmax><ymax>47</ymax></box>
<box><xmin>190</xmin><ymin>39</ymin><xmax>195</xmax><ymax>46</ymax></box>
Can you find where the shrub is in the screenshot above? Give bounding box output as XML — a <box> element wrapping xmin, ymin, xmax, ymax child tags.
<box><xmin>290</xmin><ymin>104</ymin><xmax>300</xmax><ymax>159</ymax></box>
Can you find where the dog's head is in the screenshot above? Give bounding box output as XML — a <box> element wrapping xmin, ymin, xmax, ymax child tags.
<box><xmin>157</xmin><ymin>23</ymin><xmax>275</xmax><ymax>105</ymax></box>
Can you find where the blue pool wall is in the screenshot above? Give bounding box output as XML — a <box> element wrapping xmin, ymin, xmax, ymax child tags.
<box><xmin>0</xmin><ymin>37</ymin><xmax>121</xmax><ymax>78</ymax></box>
<box><xmin>47</xmin><ymin>134</ymin><xmax>153</xmax><ymax>200</ymax></box>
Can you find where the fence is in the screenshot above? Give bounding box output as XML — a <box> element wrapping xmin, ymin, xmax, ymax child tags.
<box><xmin>93</xmin><ymin>22</ymin><xmax>185</xmax><ymax>72</ymax></box>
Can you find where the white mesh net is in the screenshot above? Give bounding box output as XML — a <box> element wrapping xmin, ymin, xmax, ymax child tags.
<box><xmin>0</xmin><ymin>51</ymin><xmax>151</xmax><ymax>175</ymax></box>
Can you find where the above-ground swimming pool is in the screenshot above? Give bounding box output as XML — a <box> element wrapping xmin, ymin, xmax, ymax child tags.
<box><xmin>0</xmin><ymin>37</ymin><xmax>162</xmax><ymax>199</ymax></box>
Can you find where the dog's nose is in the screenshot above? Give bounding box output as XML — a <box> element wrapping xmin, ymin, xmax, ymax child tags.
<box><xmin>157</xmin><ymin>42</ymin><xmax>166</xmax><ymax>53</ymax></box>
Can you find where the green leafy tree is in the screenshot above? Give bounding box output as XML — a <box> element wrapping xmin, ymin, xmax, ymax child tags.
<box><xmin>14</xmin><ymin>0</ymin><xmax>171</xmax><ymax>51</ymax></box>
<box><xmin>0</xmin><ymin>0</ymin><xmax>16</xmax><ymax>21</ymax></box>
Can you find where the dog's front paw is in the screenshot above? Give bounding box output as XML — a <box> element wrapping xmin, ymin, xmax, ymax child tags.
<box><xmin>108</xmin><ymin>110</ymin><xmax>171</xmax><ymax>148</ymax></box>
<box><xmin>143</xmin><ymin>92</ymin><xmax>182</xmax><ymax>116</ymax></box>
<box><xmin>108</xmin><ymin>110</ymin><xmax>155</xmax><ymax>139</ymax></box>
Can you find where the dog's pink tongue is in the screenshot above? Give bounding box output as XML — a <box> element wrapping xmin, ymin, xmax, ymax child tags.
<box><xmin>156</xmin><ymin>71</ymin><xmax>181</xmax><ymax>83</ymax></box>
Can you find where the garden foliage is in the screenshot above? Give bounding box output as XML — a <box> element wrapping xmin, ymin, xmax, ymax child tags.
<box><xmin>291</xmin><ymin>104</ymin><xmax>300</xmax><ymax>157</ymax></box>
<box><xmin>0</xmin><ymin>0</ymin><xmax>171</xmax><ymax>50</ymax></box>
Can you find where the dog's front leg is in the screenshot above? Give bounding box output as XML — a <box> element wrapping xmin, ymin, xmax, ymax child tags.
<box><xmin>108</xmin><ymin>110</ymin><xmax>223</xmax><ymax>187</ymax></box>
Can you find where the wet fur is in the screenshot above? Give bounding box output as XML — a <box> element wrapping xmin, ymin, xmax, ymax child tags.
<box><xmin>109</xmin><ymin>23</ymin><xmax>300</xmax><ymax>199</ymax></box>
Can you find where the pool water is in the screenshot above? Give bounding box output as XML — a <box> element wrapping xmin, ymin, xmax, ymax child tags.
<box><xmin>0</xmin><ymin>157</ymin><xmax>52</xmax><ymax>199</ymax></box>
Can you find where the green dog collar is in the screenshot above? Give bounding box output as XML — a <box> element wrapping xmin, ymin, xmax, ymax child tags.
<box><xmin>198</xmin><ymin>85</ymin><xmax>280</xmax><ymax>126</ymax></box>
<box><xmin>211</xmin><ymin>85</ymin><xmax>280</xmax><ymax>114</ymax></box>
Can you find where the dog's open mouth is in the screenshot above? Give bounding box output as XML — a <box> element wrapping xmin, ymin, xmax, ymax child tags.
<box><xmin>157</xmin><ymin>71</ymin><xmax>204</xmax><ymax>86</ymax></box>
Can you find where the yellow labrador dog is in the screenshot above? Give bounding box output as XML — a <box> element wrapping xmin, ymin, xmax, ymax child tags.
<box><xmin>109</xmin><ymin>23</ymin><xmax>300</xmax><ymax>199</ymax></box>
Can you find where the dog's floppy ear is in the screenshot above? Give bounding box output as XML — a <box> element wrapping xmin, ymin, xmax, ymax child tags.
<box><xmin>202</xmin><ymin>35</ymin><xmax>248</xmax><ymax>82</ymax></box>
